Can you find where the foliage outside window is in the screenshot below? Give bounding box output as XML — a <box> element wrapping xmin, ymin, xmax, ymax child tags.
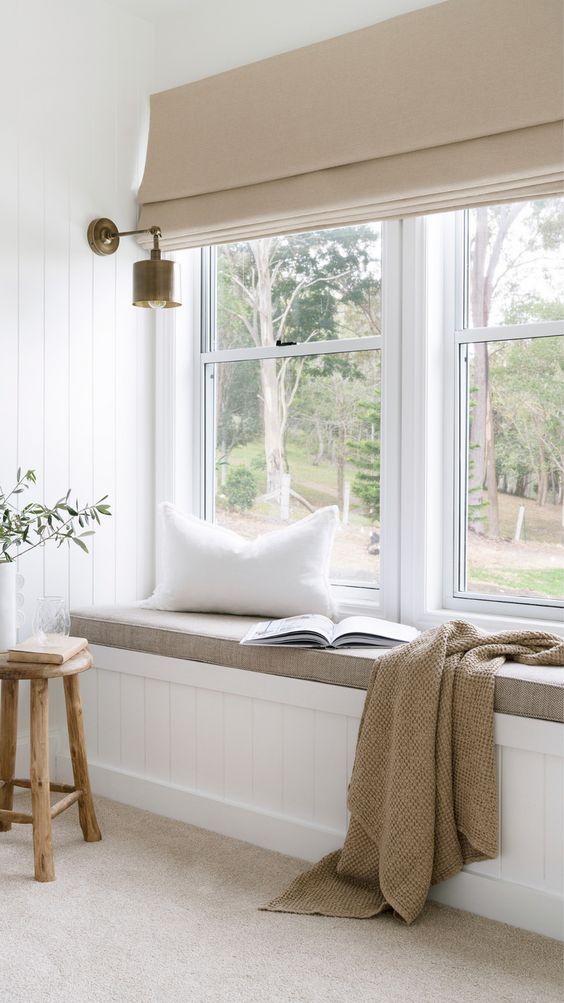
<box><xmin>458</xmin><ymin>198</ymin><xmax>564</xmax><ymax>605</ymax></box>
<box><xmin>180</xmin><ymin>197</ymin><xmax>563</xmax><ymax>615</ymax></box>
<box><xmin>207</xmin><ymin>225</ymin><xmax>383</xmax><ymax>588</ymax></box>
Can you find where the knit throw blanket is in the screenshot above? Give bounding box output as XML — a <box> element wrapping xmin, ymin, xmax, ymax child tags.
<box><xmin>264</xmin><ymin>621</ymin><xmax>564</xmax><ymax>924</ymax></box>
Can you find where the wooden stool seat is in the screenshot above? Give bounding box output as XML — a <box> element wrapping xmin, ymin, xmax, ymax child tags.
<box><xmin>0</xmin><ymin>649</ymin><xmax>101</xmax><ymax>881</ymax></box>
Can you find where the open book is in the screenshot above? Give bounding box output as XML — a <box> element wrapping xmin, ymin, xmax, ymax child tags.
<box><xmin>241</xmin><ymin>615</ymin><xmax>419</xmax><ymax>649</ymax></box>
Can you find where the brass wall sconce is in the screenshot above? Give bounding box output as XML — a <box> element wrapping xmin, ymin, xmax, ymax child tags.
<box><xmin>87</xmin><ymin>218</ymin><xmax>181</xmax><ymax>309</ymax></box>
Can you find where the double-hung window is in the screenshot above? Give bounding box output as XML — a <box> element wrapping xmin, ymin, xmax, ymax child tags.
<box><xmin>188</xmin><ymin>223</ymin><xmax>393</xmax><ymax>612</ymax></box>
<box><xmin>451</xmin><ymin>198</ymin><xmax>564</xmax><ymax>617</ymax></box>
<box><xmin>167</xmin><ymin>197</ymin><xmax>563</xmax><ymax>627</ymax></box>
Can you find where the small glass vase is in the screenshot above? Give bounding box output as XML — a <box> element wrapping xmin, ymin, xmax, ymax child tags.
<box><xmin>33</xmin><ymin>596</ymin><xmax>71</xmax><ymax>647</ymax></box>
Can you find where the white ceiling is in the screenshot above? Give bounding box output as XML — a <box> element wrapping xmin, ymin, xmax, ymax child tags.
<box><xmin>102</xmin><ymin>0</ymin><xmax>197</xmax><ymax>23</ymax></box>
<box><xmin>103</xmin><ymin>0</ymin><xmax>442</xmax><ymax>28</ymax></box>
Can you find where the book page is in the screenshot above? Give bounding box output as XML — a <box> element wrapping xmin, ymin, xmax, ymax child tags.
<box><xmin>243</xmin><ymin>615</ymin><xmax>334</xmax><ymax>644</ymax></box>
<box><xmin>333</xmin><ymin>617</ymin><xmax>418</xmax><ymax>643</ymax></box>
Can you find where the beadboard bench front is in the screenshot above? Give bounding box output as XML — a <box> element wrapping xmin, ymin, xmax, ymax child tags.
<box><xmin>54</xmin><ymin>607</ymin><xmax>564</xmax><ymax>940</ymax></box>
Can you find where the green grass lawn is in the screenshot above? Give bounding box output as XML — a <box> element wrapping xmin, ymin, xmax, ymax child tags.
<box><xmin>469</xmin><ymin>565</ymin><xmax>564</xmax><ymax>599</ymax></box>
<box><xmin>226</xmin><ymin>438</ymin><xmax>563</xmax><ymax>599</ymax></box>
<box><xmin>227</xmin><ymin>439</ymin><xmax>364</xmax><ymax>501</ymax></box>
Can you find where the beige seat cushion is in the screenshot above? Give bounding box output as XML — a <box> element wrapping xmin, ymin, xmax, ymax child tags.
<box><xmin>70</xmin><ymin>606</ymin><xmax>564</xmax><ymax>724</ymax></box>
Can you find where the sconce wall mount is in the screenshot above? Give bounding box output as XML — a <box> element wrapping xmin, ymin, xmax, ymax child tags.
<box><xmin>87</xmin><ymin>217</ymin><xmax>181</xmax><ymax>309</ymax></box>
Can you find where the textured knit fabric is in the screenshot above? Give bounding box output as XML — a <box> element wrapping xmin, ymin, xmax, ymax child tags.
<box><xmin>264</xmin><ymin>621</ymin><xmax>564</xmax><ymax>924</ymax></box>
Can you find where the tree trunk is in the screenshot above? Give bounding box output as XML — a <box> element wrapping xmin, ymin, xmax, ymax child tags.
<box><xmin>314</xmin><ymin>420</ymin><xmax>324</xmax><ymax>465</ymax></box>
<box><xmin>485</xmin><ymin>382</ymin><xmax>500</xmax><ymax>536</ymax></box>
<box><xmin>336</xmin><ymin>425</ymin><xmax>346</xmax><ymax>514</ymax></box>
<box><xmin>260</xmin><ymin>358</ymin><xmax>284</xmax><ymax>495</ymax></box>
<box><xmin>537</xmin><ymin>451</ymin><xmax>548</xmax><ymax>506</ymax></box>
<box><xmin>468</xmin><ymin>210</ymin><xmax>489</xmax><ymax>534</ymax></box>
<box><xmin>468</xmin><ymin>206</ymin><xmax>506</xmax><ymax>537</ymax></box>
<box><xmin>253</xmin><ymin>239</ymin><xmax>286</xmax><ymax>496</ymax></box>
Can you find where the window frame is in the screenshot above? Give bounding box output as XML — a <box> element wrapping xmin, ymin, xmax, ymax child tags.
<box><xmin>445</xmin><ymin>209</ymin><xmax>564</xmax><ymax>621</ymax></box>
<box><xmin>155</xmin><ymin>209</ymin><xmax>563</xmax><ymax>634</ymax></box>
<box><xmin>167</xmin><ymin>222</ymin><xmax>403</xmax><ymax>619</ymax></box>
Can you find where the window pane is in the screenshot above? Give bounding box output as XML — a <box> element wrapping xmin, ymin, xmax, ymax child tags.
<box><xmin>215</xmin><ymin>224</ymin><xmax>381</xmax><ymax>351</ymax></box>
<box><xmin>210</xmin><ymin>350</ymin><xmax>381</xmax><ymax>586</ymax></box>
<box><xmin>462</xmin><ymin>337</ymin><xmax>564</xmax><ymax>601</ymax></box>
<box><xmin>466</xmin><ymin>198</ymin><xmax>564</xmax><ymax>328</ymax></box>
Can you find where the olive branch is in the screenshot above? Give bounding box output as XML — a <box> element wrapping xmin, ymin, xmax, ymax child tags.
<box><xmin>0</xmin><ymin>468</ymin><xmax>111</xmax><ymax>563</ymax></box>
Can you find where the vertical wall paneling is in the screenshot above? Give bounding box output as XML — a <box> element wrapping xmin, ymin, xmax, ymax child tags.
<box><xmin>97</xmin><ymin>668</ymin><xmax>121</xmax><ymax>767</ymax></box>
<box><xmin>120</xmin><ymin>673</ymin><xmax>146</xmax><ymax>775</ymax></box>
<box><xmin>282</xmin><ymin>705</ymin><xmax>315</xmax><ymax>821</ymax></box>
<box><xmin>170</xmin><ymin>683</ymin><xmax>197</xmax><ymax>789</ymax></box>
<box><xmin>91</xmin><ymin>84</ymin><xmax>118</xmax><ymax>606</ymax></box>
<box><xmin>500</xmin><ymin>746</ymin><xmax>545</xmax><ymax>887</ymax></box>
<box><xmin>314</xmin><ymin>710</ymin><xmax>348</xmax><ymax>831</ymax></box>
<box><xmin>196</xmin><ymin>689</ymin><xmax>224</xmax><ymax>798</ymax></box>
<box><xmin>0</xmin><ymin>141</ymin><xmax>19</xmax><ymax>480</ymax></box>
<box><xmin>145</xmin><ymin>678</ymin><xmax>171</xmax><ymax>782</ymax></box>
<box><xmin>43</xmin><ymin>147</ymin><xmax>70</xmax><ymax>601</ymax></box>
<box><xmin>68</xmin><ymin>110</ymin><xmax>95</xmax><ymax>609</ymax></box>
<box><xmin>17</xmin><ymin>138</ymin><xmax>45</xmax><ymax>637</ymax></box>
<box><xmin>224</xmin><ymin>693</ymin><xmax>254</xmax><ymax>805</ymax></box>
<box><xmin>544</xmin><ymin>754</ymin><xmax>563</xmax><ymax>892</ymax></box>
<box><xmin>252</xmin><ymin>700</ymin><xmax>284</xmax><ymax>814</ymax></box>
<box><xmin>114</xmin><ymin>76</ymin><xmax>142</xmax><ymax>602</ymax></box>
<box><xmin>0</xmin><ymin>2</ymin><xmax>156</xmax><ymax>659</ymax></box>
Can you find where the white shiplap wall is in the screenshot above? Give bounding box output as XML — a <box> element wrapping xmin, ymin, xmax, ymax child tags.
<box><xmin>0</xmin><ymin>0</ymin><xmax>156</xmax><ymax>651</ymax></box>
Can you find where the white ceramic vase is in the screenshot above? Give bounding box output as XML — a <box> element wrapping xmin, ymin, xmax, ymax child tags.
<box><xmin>0</xmin><ymin>563</ymin><xmax>24</xmax><ymax>652</ymax></box>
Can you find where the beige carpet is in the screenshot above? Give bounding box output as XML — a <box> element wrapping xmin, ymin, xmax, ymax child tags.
<box><xmin>0</xmin><ymin>796</ymin><xmax>562</xmax><ymax>1003</ymax></box>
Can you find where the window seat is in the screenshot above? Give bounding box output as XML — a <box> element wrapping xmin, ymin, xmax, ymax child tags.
<box><xmin>70</xmin><ymin>606</ymin><xmax>564</xmax><ymax>724</ymax></box>
<box><xmin>65</xmin><ymin>605</ymin><xmax>563</xmax><ymax>939</ymax></box>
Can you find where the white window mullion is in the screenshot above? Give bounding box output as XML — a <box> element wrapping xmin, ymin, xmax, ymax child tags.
<box><xmin>455</xmin><ymin>320</ymin><xmax>564</xmax><ymax>345</ymax></box>
<box><xmin>201</xmin><ymin>335</ymin><xmax>382</xmax><ymax>365</ymax></box>
<box><xmin>397</xmin><ymin>214</ymin><xmax>430</xmax><ymax>627</ymax></box>
<box><xmin>446</xmin><ymin>203</ymin><xmax>563</xmax><ymax>625</ymax></box>
<box><xmin>378</xmin><ymin>219</ymin><xmax>402</xmax><ymax>621</ymax></box>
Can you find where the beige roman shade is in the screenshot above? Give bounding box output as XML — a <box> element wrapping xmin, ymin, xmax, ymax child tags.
<box><xmin>138</xmin><ymin>0</ymin><xmax>564</xmax><ymax>248</ymax></box>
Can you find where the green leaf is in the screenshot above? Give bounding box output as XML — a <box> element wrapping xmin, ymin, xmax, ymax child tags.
<box><xmin>72</xmin><ymin>537</ymin><xmax>89</xmax><ymax>553</ymax></box>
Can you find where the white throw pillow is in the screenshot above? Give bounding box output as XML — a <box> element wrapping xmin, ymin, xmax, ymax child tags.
<box><xmin>141</xmin><ymin>503</ymin><xmax>339</xmax><ymax>618</ymax></box>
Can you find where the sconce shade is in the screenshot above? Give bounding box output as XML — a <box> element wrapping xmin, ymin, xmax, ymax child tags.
<box><xmin>87</xmin><ymin>217</ymin><xmax>181</xmax><ymax>309</ymax></box>
<box><xmin>132</xmin><ymin>257</ymin><xmax>181</xmax><ymax>308</ymax></box>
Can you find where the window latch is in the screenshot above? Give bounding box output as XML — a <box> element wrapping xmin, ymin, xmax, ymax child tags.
<box><xmin>276</xmin><ymin>338</ymin><xmax>297</xmax><ymax>347</ymax></box>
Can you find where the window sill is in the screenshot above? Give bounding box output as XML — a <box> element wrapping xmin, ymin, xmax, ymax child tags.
<box><xmin>332</xmin><ymin>584</ymin><xmax>380</xmax><ymax>620</ymax></box>
<box><xmin>418</xmin><ymin>607</ymin><xmax>564</xmax><ymax>639</ymax></box>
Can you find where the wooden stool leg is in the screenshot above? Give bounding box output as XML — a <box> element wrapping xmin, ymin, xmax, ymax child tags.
<box><xmin>0</xmin><ymin>679</ymin><xmax>19</xmax><ymax>832</ymax></box>
<box><xmin>30</xmin><ymin>679</ymin><xmax>55</xmax><ymax>882</ymax></box>
<box><xmin>63</xmin><ymin>674</ymin><xmax>101</xmax><ymax>842</ymax></box>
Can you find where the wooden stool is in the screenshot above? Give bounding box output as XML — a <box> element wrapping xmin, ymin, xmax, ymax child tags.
<box><xmin>0</xmin><ymin>649</ymin><xmax>101</xmax><ymax>881</ymax></box>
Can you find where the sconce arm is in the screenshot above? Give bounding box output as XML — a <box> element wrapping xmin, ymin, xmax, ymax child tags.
<box><xmin>87</xmin><ymin>218</ymin><xmax>162</xmax><ymax>256</ymax></box>
<box><xmin>111</xmin><ymin>225</ymin><xmax>162</xmax><ymax>240</ymax></box>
